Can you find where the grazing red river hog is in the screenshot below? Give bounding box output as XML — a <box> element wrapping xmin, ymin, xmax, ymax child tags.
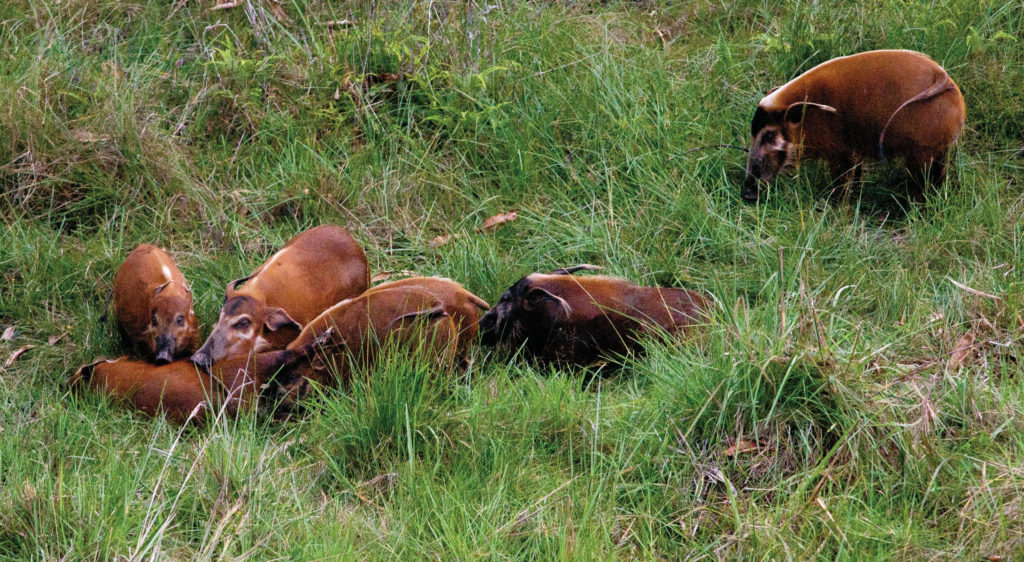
<box><xmin>191</xmin><ymin>225</ymin><xmax>369</xmax><ymax>369</ymax></box>
<box><xmin>252</xmin><ymin>286</ymin><xmax>459</xmax><ymax>409</ymax></box>
<box><xmin>478</xmin><ymin>265</ymin><xmax>708</xmax><ymax>366</ymax></box>
<box><xmin>363</xmin><ymin>277</ymin><xmax>490</xmax><ymax>363</ymax></box>
<box><xmin>743</xmin><ymin>49</ymin><xmax>965</xmax><ymax>201</ymax></box>
<box><xmin>112</xmin><ymin>244</ymin><xmax>199</xmax><ymax>364</ymax></box>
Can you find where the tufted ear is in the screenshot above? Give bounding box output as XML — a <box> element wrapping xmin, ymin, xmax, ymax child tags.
<box><xmin>225</xmin><ymin>275</ymin><xmax>252</xmax><ymax>298</ymax></box>
<box><xmin>523</xmin><ymin>287</ymin><xmax>571</xmax><ymax>318</ymax></box>
<box><xmin>389</xmin><ymin>306</ymin><xmax>448</xmax><ymax>329</ymax></box>
<box><xmin>548</xmin><ymin>264</ymin><xmax>603</xmax><ymax>276</ymax></box>
<box><xmin>153</xmin><ymin>280</ymin><xmax>172</xmax><ymax>296</ymax></box>
<box><xmin>784</xmin><ymin>101</ymin><xmax>837</xmax><ymax>124</ymax></box>
<box><xmin>264</xmin><ymin>307</ymin><xmax>300</xmax><ymax>333</ymax></box>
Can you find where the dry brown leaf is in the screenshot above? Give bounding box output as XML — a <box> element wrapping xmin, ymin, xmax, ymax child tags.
<box><xmin>1</xmin><ymin>326</ymin><xmax>14</xmax><ymax>341</ymax></box>
<box><xmin>430</xmin><ymin>234</ymin><xmax>460</xmax><ymax>248</ymax></box>
<box><xmin>267</xmin><ymin>0</ymin><xmax>290</xmax><ymax>22</ymax></box>
<box><xmin>478</xmin><ymin>211</ymin><xmax>518</xmax><ymax>232</ymax></box>
<box><xmin>71</xmin><ymin>130</ymin><xmax>111</xmax><ymax>143</ymax></box>
<box><xmin>948</xmin><ymin>331</ymin><xmax>976</xmax><ymax>370</ymax></box>
<box><xmin>2</xmin><ymin>345</ymin><xmax>34</xmax><ymax>371</ymax></box>
<box><xmin>48</xmin><ymin>332</ymin><xmax>67</xmax><ymax>346</ymax></box>
<box><xmin>724</xmin><ymin>439</ymin><xmax>758</xmax><ymax>456</ymax></box>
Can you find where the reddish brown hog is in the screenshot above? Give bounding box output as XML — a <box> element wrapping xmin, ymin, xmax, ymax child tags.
<box><xmin>113</xmin><ymin>244</ymin><xmax>199</xmax><ymax>364</ymax></box>
<box><xmin>743</xmin><ymin>49</ymin><xmax>965</xmax><ymax>201</ymax></box>
<box><xmin>69</xmin><ymin>356</ymin><xmax>276</xmax><ymax>424</ymax></box>
<box><xmin>191</xmin><ymin>225</ymin><xmax>369</xmax><ymax>368</ymax></box>
<box><xmin>478</xmin><ymin>265</ymin><xmax>708</xmax><ymax>366</ymax></box>
<box><xmin>251</xmin><ymin>286</ymin><xmax>459</xmax><ymax>409</ymax></box>
<box><xmin>363</xmin><ymin>277</ymin><xmax>489</xmax><ymax>364</ymax></box>
<box><xmin>70</xmin><ymin>358</ymin><xmax>220</xmax><ymax>424</ymax></box>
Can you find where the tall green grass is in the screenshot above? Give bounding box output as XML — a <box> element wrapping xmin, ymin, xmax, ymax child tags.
<box><xmin>1</xmin><ymin>0</ymin><xmax>1022</xmax><ymax>558</ymax></box>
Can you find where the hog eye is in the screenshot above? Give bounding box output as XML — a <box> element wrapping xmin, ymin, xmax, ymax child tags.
<box><xmin>151</xmin><ymin>314</ymin><xmax>158</xmax><ymax>327</ymax></box>
<box><xmin>234</xmin><ymin>318</ymin><xmax>251</xmax><ymax>329</ymax></box>
<box><xmin>176</xmin><ymin>315</ymin><xmax>185</xmax><ymax>326</ymax></box>
<box><xmin>762</xmin><ymin>130</ymin><xmax>775</xmax><ymax>143</ymax></box>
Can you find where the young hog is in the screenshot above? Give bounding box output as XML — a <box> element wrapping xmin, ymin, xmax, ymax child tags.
<box><xmin>191</xmin><ymin>225</ymin><xmax>369</xmax><ymax>368</ymax></box>
<box><xmin>112</xmin><ymin>244</ymin><xmax>199</xmax><ymax>364</ymax></box>
<box><xmin>69</xmin><ymin>355</ymin><xmax>280</xmax><ymax>424</ymax></box>
<box><xmin>363</xmin><ymin>276</ymin><xmax>490</xmax><ymax>364</ymax></box>
<box><xmin>70</xmin><ymin>358</ymin><xmax>220</xmax><ymax>424</ymax></box>
<box><xmin>253</xmin><ymin>286</ymin><xmax>459</xmax><ymax>409</ymax></box>
<box><xmin>743</xmin><ymin>49</ymin><xmax>965</xmax><ymax>201</ymax></box>
<box><xmin>478</xmin><ymin>265</ymin><xmax>708</xmax><ymax>366</ymax></box>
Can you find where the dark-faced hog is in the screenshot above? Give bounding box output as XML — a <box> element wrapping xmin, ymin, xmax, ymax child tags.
<box><xmin>743</xmin><ymin>49</ymin><xmax>965</xmax><ymax>201</ymax></box>
<box><xmin>112</xmin><ymin>244</ymin><xmax>199</xmax><ymax>364</ymax></box>
<box><xmin>478</xmin><ymin>265</ymin><xmax>708</xmax><ymax>366</ymax></box>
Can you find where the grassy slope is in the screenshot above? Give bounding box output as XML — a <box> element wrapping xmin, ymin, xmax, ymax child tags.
<box><xmin>1</xmin><ymin>0</ymin><xmax>1022</xmax><ymax>559</ymax></box>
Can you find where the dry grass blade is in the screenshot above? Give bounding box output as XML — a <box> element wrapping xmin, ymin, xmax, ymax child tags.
<box><xmin>946</xmin><ymin>278</ymin><xmax>1002</xmax><ymax>301</ymax></box>
<box><xmin>211</xmin><ymin>0</ymin><xmax>242</xmax><ymax>11</ymax></box>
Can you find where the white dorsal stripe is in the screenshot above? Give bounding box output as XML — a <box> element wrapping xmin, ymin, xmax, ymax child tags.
<box><xmin>251</xmin><ymin>247</ymin><xmax>289</xmax><ymax>285</ymax></box>
<box><xmin>760</xmin><ymin>50</ymin><xmax>925</xmax><ymax>111</ymax></box>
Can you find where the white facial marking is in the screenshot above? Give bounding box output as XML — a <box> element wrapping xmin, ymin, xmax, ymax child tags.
<box><xmin>254</xmin><ymin>335</ymin><xmax>271</xmax><ymax>351</ymax></box>
<box><xmin>161</xmin><ymin>265</ymin><xmax>172</xmax><ymax>280</ymax></box>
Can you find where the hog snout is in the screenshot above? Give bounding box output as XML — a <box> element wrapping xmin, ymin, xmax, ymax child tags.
<box><xmin>190</xmin><ymin>347</ymin><xmax>213</xmax><ymax>369</ymax></box>
<box><xmin>742</xmin><ymin>175</ymin><xmax>761</xmax><ymax>201</ymax></box>
<box><xmin>154</xmin><ymin>335</ymin><xmax>176</xmax><ymax>365</ymax></box>
<box><xmin>478</xmin><ymin>310</ymin><xmax>499</xmax><ymax>346</ymax></box>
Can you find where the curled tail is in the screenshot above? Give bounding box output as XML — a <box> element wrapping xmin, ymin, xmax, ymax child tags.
<box><xmin>878</xmin><ymin>73</ymin><xmax>956</xmax><ymax>161</ymax></box>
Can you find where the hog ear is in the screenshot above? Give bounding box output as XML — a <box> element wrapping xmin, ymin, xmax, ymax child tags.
<box><xmin>783</xmin><ymin>101</ymin><xmax>837</xmax><ymax>124</ymax></box>
<box><xmin>225</xmin><ymin>275</ymin><xmax>252</xmax><ymax>298</ymax></box>
<box><xmin>264</xmin><ymin>307</ymin><xmax>301</xmax><ymax>333</ymax></box>
<box><xmin>523</xmin><ymin>287</ymin><xmax>572</xmax><ymax>317</ymax></box>
<box><xmin>388</xmin><ymin>306</ymin><xmax>448</xmax><ymax>329</ymax></box>
<box><xmin>153</xmin><ymin>280</ymin><xmax>172</xmax><ymax>296</ymax></box>
<box><xmin>765</xmin><ymin>85</ymin><xmax>781</xmax><ymax>95</ymax></box>
<box><xmin>68</xmin><ymin>357</ymin><xmax>121</xmax><ymax>388</ymax></box>
<box><xmin>548</xmin><ymin>264</ymin><xmax>602</xmax><ymax>276</ymax></box>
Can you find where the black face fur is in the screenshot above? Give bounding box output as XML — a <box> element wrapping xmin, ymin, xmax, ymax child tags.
<box><xmin>743</xmin><ymin>108</ymin><xmax>790</xmax><ymax>201</ymax></box>
<box><xmin>478</xmin><ymin>276</ymin><xmax>565</xmax><ymax>351</ymax></box>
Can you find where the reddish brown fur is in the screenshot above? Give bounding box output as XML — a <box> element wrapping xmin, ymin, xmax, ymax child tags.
<box><xmin>112</xmin><ymin>244</ymin><xmax>199</xmax><ymax>363</ymax></box>
<box><xmin>479</xmin><ymin>270</ymin><xmax>708</xmax><ymax>366</ymax></box>
<box><xmin>363</xmin><ymin>277</ymin><xmax>489</xmax><ymax>363</ymax></box>
<box><xmin>191</xmin><ymin>225</ymin><xmax>369</xmax><ymax>367</ymax></box>
<box><xmin>259</xmin><ymin>287</ymin><xmax>459</xmax><ymax>408</ymax></box>
<box><xmin>69</xmin><ymin>356</ymin><xmax>274</xmax><ymax>424</ymax></box>
<box><xmin>744</xmin><ymin>49</ymin><xmax>965</xmax><ymax>200</ymax></box>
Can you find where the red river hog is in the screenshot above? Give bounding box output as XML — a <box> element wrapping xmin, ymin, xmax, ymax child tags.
<box><xmin>112</xmin><ymin>244</ymin><xmax>199</xmax><ymax>364</ymax></box>
<box><xmin>743</xmin><ymin>49</ymin><xmax>965</xmax><ymax>201</ymax></box>
<box><xmin>191</xmin><ymin>225</ymin><xmax>369</xmax><ymax>368</ymax></box>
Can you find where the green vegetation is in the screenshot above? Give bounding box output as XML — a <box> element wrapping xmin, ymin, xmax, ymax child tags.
<box><xmin>1</xmin><ymin>0</ymin><xmax>1022</xmax><ymax>558</ymax></box>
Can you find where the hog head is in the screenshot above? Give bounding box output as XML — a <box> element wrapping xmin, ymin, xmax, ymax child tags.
<box><xmin>743</xmin><ymin>101</ymin><xmax>836</xmax><ymax>201</ymax></box>
<box><xmin>149</xmin><ymin>281</ymin><xmax>197</xmax><ymax>364</ymax></box>
<box><xmin>190</xmin><ymin>277</ymin><xmax>301</xmax><ymax>369</ymax></box>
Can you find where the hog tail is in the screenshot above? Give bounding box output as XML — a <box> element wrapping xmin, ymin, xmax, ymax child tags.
<box><xmin>878</xmin><ymin>73</ymin><xmax>955</xmax><ymax>161</ymax></box>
